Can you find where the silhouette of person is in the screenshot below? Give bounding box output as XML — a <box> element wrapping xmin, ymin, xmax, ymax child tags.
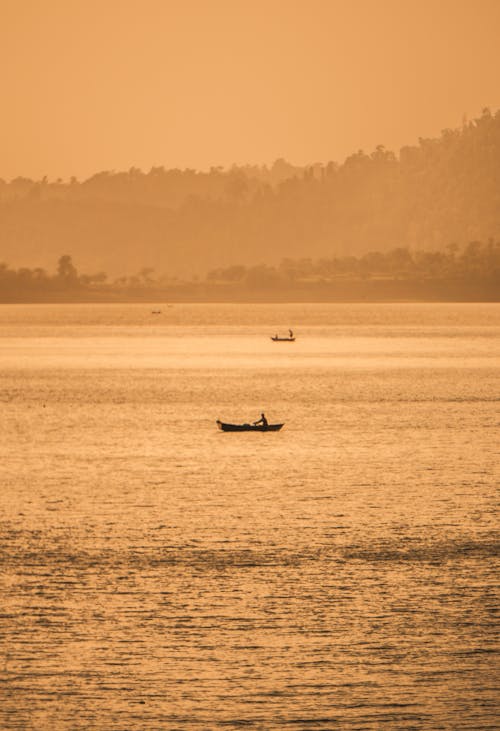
<box><xmin>254</xmin><ymin>412</ymin><xmax>268</xmax><ymax>427</ymax></box>
<box><xmin>289</xmin><ymin>329</ymin><xmax>293</xmax><ymax>338</ymax></box>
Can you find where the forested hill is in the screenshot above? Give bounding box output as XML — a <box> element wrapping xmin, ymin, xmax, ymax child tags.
<box><xmin>1</xmin><ymin>108</ymin><xmax>499</xmax><ymax>277</ymax></box>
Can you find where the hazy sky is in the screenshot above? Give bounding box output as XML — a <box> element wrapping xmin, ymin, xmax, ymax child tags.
<box><xmin>2</xmin><ymin>0</ymin><xmax>499</xmax><ymax>180</ymax></box>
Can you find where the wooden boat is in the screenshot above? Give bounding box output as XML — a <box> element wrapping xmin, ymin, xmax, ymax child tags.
<box><xmin>216</xmin><ymin>420</ymin><xmax>284</xmax><ymax>432</ymax></box>
<box><xmin>271</xmin><ymin>336</ymin><xmax>295</xmax><ymax>342</ymax></box>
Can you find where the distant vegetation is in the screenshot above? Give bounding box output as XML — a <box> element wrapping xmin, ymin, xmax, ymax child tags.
<box><xmin>206</xmin><ymin>240</ymin><xmax>500</xmax><ymax>285</ymax></box>
<box><xmin>1</xmin><ymin>242</ymin><xmax>498</xmax><ymax>302</ymax></box>
<box><xmin>0</xmin><ymin>108</ymin><xmax>499</xmax><ymax>278</ymax></box>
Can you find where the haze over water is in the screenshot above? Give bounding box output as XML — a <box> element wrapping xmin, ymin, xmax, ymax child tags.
<box><xmin>1</xmin><ymin>303</ymin><xmax>499</xmax><ymax>730</ymax></box>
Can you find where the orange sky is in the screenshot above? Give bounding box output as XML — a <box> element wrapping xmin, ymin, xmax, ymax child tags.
<box><xmin>1</xmin><ymin>0</ymin><xmax>499</xmax><ymax>180</ymax></box>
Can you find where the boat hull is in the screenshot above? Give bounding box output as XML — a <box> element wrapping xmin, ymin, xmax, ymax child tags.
<box><xmin>271</xmin><ymin>337</ymin><xmax>295</xmax><ymax>342</ymax></box>
<box><xmin>216</xmin><ymin>420</ymin><xmax>284</xmax><ymax>432</ymax></box>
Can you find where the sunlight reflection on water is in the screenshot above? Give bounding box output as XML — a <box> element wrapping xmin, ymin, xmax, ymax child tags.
<box><xmin>1</xmin><ymin>303</ymin><xmax>499</xmax><ymax>730</ymax></box>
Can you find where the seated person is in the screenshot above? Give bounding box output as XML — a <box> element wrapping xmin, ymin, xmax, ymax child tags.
<box><xmin>253</xmin><ymin>412</ymin><xmax>268</xmax><ymax>427</ymax></box>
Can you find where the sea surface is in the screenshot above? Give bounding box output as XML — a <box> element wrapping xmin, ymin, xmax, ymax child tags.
<box><xmin>1</xmin><ymin>303</ymin><xmax>499</xmax><ymax>730</ymax></box>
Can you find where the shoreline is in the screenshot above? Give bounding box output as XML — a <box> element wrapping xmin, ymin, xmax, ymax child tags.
<box><xmin>2</xmin><ymin>278</ymin><xmax>498</xmax><ymax>305</ymax></box>
<box><xmin>1</xmin><ymin>295</ymin><xmax>498</xmax><ymax>305</ymax></box>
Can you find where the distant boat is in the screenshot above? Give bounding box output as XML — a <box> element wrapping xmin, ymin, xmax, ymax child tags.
<box><xmin>151</xmin><ymin>310</ymin><xmax>162</xmax><ymax>314</ymax></box>
<box><xmin>271</xmin><ymin>329</ymin><xmax>295</xmax><ymax>341</ymax></box>
<box><xmin>216</xmin><ymin>420</ymin><xmax>284</xmax><ymax>432</ymax></box>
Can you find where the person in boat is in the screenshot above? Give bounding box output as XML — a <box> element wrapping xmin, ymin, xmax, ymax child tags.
<box><xmin>253</xmin><ymin>413</ymin><xmax>268</xmax><ymax>427</ymax></box>
<box><xmin>288</xmin><ymin>329</ymin><xmax>293</xmax><ymax>338</ymax></box>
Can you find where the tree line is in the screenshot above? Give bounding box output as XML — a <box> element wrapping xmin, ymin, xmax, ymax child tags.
<box><xmin>1</xmin><ymin>241</ymin><xmax>498</xmax><ymax>302</ymax></box>
<box><xmin>0</xmin><ymin>109</ymin><xmax>499</xmax><ymax>278</ymax></box>
<box><xmin>207</xmin><ymin>240</ymin><xmax>500</xmax><ymax>286</ymax></box>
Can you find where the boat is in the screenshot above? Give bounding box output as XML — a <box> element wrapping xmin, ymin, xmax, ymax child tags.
<box><xmin>271</xmin><ymin>329</ymin><xmax>295</xmax><ymax>341</ymax></box>
<box><xmin>216</xmin><ymin>420</ymin><xmax>284</xmax><ymax>432</ymax></box>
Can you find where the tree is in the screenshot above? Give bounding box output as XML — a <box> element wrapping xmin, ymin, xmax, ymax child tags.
<box><xmin>57</xmin><ymin>255</ymin><xmax>78</xmax><ymax>284</ymax></box>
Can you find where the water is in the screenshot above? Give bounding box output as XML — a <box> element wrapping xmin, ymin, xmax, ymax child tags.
<box><xmin>1</xmin><ymin>303</ymin><xmax>498</xmax><ymax>730</ymax></box>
